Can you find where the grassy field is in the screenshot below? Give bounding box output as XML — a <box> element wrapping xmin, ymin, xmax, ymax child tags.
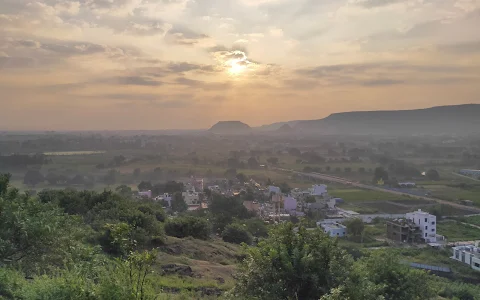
<box><xmin>151</xmin><ymin>236</ymin><xmax>241</xmax><ymax>295</ymax></box>
<box><xmin>437</xmin><ymin>221</ymin><xmax>480</xmax><ymax>242</ymax></box>
<box><xmin>462</xmin><ymin>216</ymin><xmax>480</xmax><ymax>226</ymax></box>
<box><xmin>330</xmin><ymin>189</ymin><xmax>411</xmax><ymax>202</ymax></box>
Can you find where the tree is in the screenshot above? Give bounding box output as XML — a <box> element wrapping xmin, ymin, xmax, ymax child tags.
<box><xmin>326</xmin><ymin>166</ymin><xmax>331</xmax><ymax>172</ymax></box>
<box><xmin>279</xmin><ymin>182</ymin><xmax>291</xmax><ymax>194</ymax></box>
<box><xmin>224</xmin><ymin>168</ymin><xmax>237</xmax><ymax>179</ymax></box>
<box><xmin>171</xmin><ymin>192</ymin><xmax>187</xmax><ymax>212</ymax></box>
<box><xmin>164</xmin><ymin>181</ymin><xmax>184</xmax><ymax>194</ymax></box>
<box><xmin>164</xmin><ymin>216</ymin><xmax>210</xmax><ymax>240</ymax></box>
<box><xmin>133</xmin><ymin>168</ymin><xmax>141</xmax><ymax>179</ymax></box>
<box><xmin>267</xmin><ymin>157</ymin><xmax>279</xmax><ymax>165</ymax></box>
<box><xmin>288</xmin><ymin>148</ymin><xmax>301</xmax><ymax>156</ymax></box>
<box><xmin>373</xmin><ymin>167</ymin><xmax>389</xmax><ymax>182</ymax></box>
<box><xmin>241</xmin><ymin>218</ymin><xmax>268</xmax><ymax>238</ymax></box>
<box><xmin>138</xmin><ymin>181</ymin><xmax>153</xmax><ymax>192</ymax></box>
<box><xmin>358</xmin><ymin>167</ymin><xmax>366</xmax><ymax>173</ymax></box>
<box><xmin>236</xmin><ymin>173</ymin><xmax>247</xmax><ymax>183</ymax></box>
<box><xmin>104</xmin><ymin>169</ymin><xmax>117</xmax><ymax>185</ymax></box>
<box><xmin>345</xmin><ymin>218</ymin><xmax>365</xmax><ymax>237</ymax></box>
<box><xmin>305</xmin><ymin>195</ymin><xmax>317</xmax><ymax>203</ymax></box>
<box><xmin>116</xmin><ymin>185</ymin><xmax>133</xmax><ymax>198</ymax></box>
<box><xmin>23</xmin><ymin>170</ymin><xmax>44</xmax><ymax>186</ymax></box>
<box><xmin>233</xmin><ymin>223</ymin><xmax>351</xmax><ymax>300</ymax></box>
<box><xmin>426</xmin><ymin>169</ymin><xmax>440</xmax><ymax>181</ymax></box>
<box><xmin>248</xmin><ymin>157</ymin><xmax>259</xmax><ymax>168</ymax></box>
<box><xmin>222</xmin><ymin>223</ymin><xmax>252</xmax><ymax>245</ymax></box>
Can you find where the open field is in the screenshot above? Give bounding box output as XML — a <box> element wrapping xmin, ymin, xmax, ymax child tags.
<box><xmin>329</xmin><ymin>188</ymin><xmax>411</xmax><ymax>202</ymax></box>
<box><xmin>437</xmin><ymin>221</ymin><xmax>480</xmax><ymax>242</ymax></box>
<box><xmin>461</xmin><ymin>216</ymin><xmax>480</xmax><ymax>226</ymax></box>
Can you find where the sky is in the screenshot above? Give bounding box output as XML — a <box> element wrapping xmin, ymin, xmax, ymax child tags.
<box><xmin>1</xmin><ymin>0</ymin><xmax>479</xmax><ymax>130</ymax></box>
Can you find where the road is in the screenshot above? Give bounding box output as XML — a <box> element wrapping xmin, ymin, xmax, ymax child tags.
<box><xmin>275</xmin><ymin>168</ymin><xmax>480</xmax><ymax>213</ymax></box>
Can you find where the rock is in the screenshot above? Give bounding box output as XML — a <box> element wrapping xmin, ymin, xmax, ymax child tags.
<box><xmin>161</xmin><ymin>264</ymin><xmax>194</xmax><ymax>277</ymax></box>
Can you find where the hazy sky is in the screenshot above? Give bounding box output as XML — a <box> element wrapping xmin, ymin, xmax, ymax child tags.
<box><xmin>1</xmin><ymin>0</ymin><xmax>479</xmax><ymax>130</ymax></box>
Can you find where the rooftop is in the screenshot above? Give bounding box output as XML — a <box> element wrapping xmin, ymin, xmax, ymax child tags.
<box><xmin>322</xmin><ymin>223</ymin><xmax>346</xmax><ymax>229</ymax></box>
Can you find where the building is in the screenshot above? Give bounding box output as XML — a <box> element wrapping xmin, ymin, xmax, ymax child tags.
<box><xmin>321</xmin><ymin>223</ymin><xmax>347</xmax><ymax>237</ymax></box>
<box><xmin>406</xmin><ymin>209</ymin><xmax>437</xmax><ymax>243</ymax></box>
<box><xmin>138</xmin><ymin>190</ymin><xmax>152</xmax><ymax>198</ymax></box>
<box><xmin>398</xmin><ymin>182</ymin><xmax>416</xmax><ymax>188</ymax></box>
<box><xmin>268</xmin><ymin>186</ymin><xmax>281</xmax><ymax>195</ymax></box>
<box><xmin>243</xmin><ymin>201</ymin><xmax>260</xmax><ymax>212</ymax></box>
<box><xmin>386</xmin><ymin>219</ymin><xmax>423</xmax><ymax>243</ymax></box>
<box><xmin>283</xmin><ymin>196</ymin><xmax>297</xmax><ymax>215</ymax></box>
<box><xmin>182</xmin><ymin>190</ymin><xmax>200</xmax><ymax>205</ymax></box>
<box><xmin>154</xmin><ymin>193</ymin><xmax>172</xmax><ymax>207</ymax></box>
<box><xmin>310</xmin><ymin>184</ymin><xmax>328</xmax><ymax>197</ymax></box>
<box><xmin>459</xmin><ymin>169</ymin><xmax>480</xmax><ymax>178</ymax></box>
<box><xmin>451</xmin><ymin>242</ymin><xmax>480</xmax><ymax>272</ymax></box>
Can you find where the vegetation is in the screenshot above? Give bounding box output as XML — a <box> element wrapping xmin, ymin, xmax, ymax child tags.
<box><xmin>221</xmin><ymin>224</ymin><xmax>253</xmax><ymax>245</ymax></box>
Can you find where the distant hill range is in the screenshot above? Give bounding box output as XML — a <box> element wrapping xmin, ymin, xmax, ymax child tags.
<box><xmin>209</xmin><ymin>121</ymin><xmax>251</xmax><ymax>134</ymax></box>
<box><xmin>289</xmin><ymin>104</ymin><xmax>480</xmax><ymax>135</ymax></box>
<box><xmin>210</xmin><ymin>104</ymin><xmax>480</xmax><ymax>136</ymax></box>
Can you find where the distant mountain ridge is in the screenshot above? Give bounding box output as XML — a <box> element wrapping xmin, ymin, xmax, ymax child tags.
<box><xmin>256</xmin><ymin>104</ymin><xmax>480</xmax><ymax>136</ymax></box>
<box><xmin>209</xmin><ymin>121</ymin><xmax>251</xmax><ymax>134</ymax></box>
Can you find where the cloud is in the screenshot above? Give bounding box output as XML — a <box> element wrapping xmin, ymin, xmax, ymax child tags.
<box><xmin>268</xmin><ymin>27</ymin><xmax>284</xmax><ymax>37</ymax></box>
<box><xmin>350</xmin><ymin>0</ymin><xmax>404</xmax><ymax>9</ymax></box>
<box><xmin>0</xmin><ymin>56</ymin><xmax>36</xmax><ymax>69</ymax></box>
<box><xmin>361</xmin><ymin>79</ymin><xmax>405</xmax><ymax>86</ymax></box>
<box><xmin>113</xmin><ymin>76</ymin><xmax>164</xmax><ymax>86</ymax></box>
<box><xmin>121</xmin><ymin>21</ymin><xmax>173</xmax><ymax>36</ymax></box>
<box><xmin>439</xmin><ymin>40</ymin><xmax>480</xmax><ymax>54</ymax></box>
<box><xmin>165</xmin><ymin>26</ymin><xmax>211</xmax><ymax>45</ymax></box>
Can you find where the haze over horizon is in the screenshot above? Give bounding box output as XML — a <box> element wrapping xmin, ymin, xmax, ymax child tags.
<box><xmin>1</xmin><ymin>0</ymin><xmax>480</xmax><ymax>130</ymax></box>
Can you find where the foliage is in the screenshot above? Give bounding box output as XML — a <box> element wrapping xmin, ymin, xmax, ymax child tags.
<box><xmin>426</xmin><ymin>169</ymin><xmax>440</xmax><ymax>181</ymax></box>
<box><xmin>279</xmin><ymin>182</ymin><xmax>291</xmax><ymax>194</ymax></box>
<box><xmin>267</xmin><ymin>157</ymin><xmax>279</xmax><ymax>165</ymax></box>
<box><xmin>373</xmin><ymin>167</ymin><xmax>389</xmax><ymax>182</ymax></box>
<box><xmin>171</xmin><ymin>192</ymin><xmax>188</xmax><ymax>212</ymax></box>
<box><xmin>233</xmin><ymin>223</ymin><xmax>351</xmax><ymax>300</ymax></box>
<box><xmin>321</xmin><ymin>251</ymin><xmax>437</xmax><ymax>300</ymax></box>
<box><xmin>239</xmin><ymin>218</ymin><xmax>269</xmax><ymax>238</ymax></box>
<box><xmin>209</xmin><ymin>194</ymin><xmax>254</xmax><ymax>233</ymax></box>
<box><xmin>222</xmin><ymin>224</ymin><xmax>253</xmax><ymax>245</ymax></box>
<box><xmin>24</xmin><ymin>169</ymin><xmax>44</xmax><ymax>186</ymax></box>
<box><xmin>345</xmin><ymin>218</ymin><xmax>365</xmax><ymax>237</ymax></box>
<box><xmin>164</xmin><ymin>216</ymin><xmax>211</xmax><ymax>240</ymax></box>
<box><xmin>138</xmin><ymin>181</ymin><xmax>153</xmax><ymax>192</ymax></box>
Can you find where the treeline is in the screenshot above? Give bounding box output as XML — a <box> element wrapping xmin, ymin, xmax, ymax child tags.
<box><xmin>0</xmin><ymin>153</ymin><xmax>48</xmax><ymax>168</ymax></box>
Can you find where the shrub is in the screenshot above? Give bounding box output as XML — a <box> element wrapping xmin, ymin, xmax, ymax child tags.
<box><xmin>222</xmin><ymin>224</ymin><xmax>253</xmax><ymax>245</ymax></box>
<box><xmin>164</xmin><ymin>216</ymin><xmax>211</xmax><ymax>240</ymax></box>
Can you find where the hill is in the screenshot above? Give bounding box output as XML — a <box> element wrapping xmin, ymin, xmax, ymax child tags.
<box><xmin>209</xmin><ymin>121</ymin><xmax>251</xmax><ymax>134</ymax></box>
<box><xmin>276</xmin><ymin>123</ymin><xmax>295</xmax><ymax>133</ymax></box>
<box><xmin>261</xmin><ymin>104</ymin><xmax>480</xmax><ymax>136</ymax></box>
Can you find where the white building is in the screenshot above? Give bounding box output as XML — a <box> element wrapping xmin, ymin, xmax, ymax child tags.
<box><xmin>268</xmin><ymin>186</ymin><xmax>281</xmax><ymax>195</ymax></box>
<box><xmin>321</xmin><ymin>223</ymin><xmax>347</xmax><ymax>237</ymax></box>
<box><xmin>138</xmin><ymin>190</ymin><xmax>152</xmax><ymax>198</ymax></box>
<box><xmin>182</xmin><ymin>190</ymin><xmax>200</xmax><ymax>205</ymax></box>
<box><xmin>406</xmin><ymin>209</ymin><xmax>437</xmax><ymax>243</ymax></box>
<box><xmin>310</xmin><ymin>184</ymin><xmax>328</xmax><ymax>197</ymax></box>
<box><xmin>154</xmin><ymin>193</ymin><xmax>172</xmax><ymax>207</ymax></box>
<box><xmin>451</xmin><ymin>242</ymin><xmax>480</xmax><ymax>272</ymax></box>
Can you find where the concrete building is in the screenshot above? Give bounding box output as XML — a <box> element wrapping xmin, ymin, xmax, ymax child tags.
<box><xmin>386</xmin><ymin>219</ymin><xmax>423</xmax><ymax>243</ymax></box>
<box><xmin>459</xmin><ymin>169</ymin><xmax>480</xmax><ymax>178</ymax></box>
<box><xmin>138</xmin><ymin>190</ymin><xmax>152</xmax><ymax>198</ymax></box>
<box><xmin>406</xmin><ymin>209</ymin><xmax>437</xmax><ymax>243</ymax></box>
<box><xmin>321</xmin><ymin>223</ymin><xmax>347</xmax><ymax>237</ymax></box>
<box><xmin>310</xmin><ymin>184</ymin><xmax>328</xmax><ymax>197</ymax></box>
<box><xmin>451</xmin><ymin>242</ymin><xmax>480</xmax><ymax>272</ymax></box>
<box><xmin>268</xmin><ymin>186</ymin><xmax>281</xmax><ymax>195</ymax></box>
<box><xmin>243</xmin><ymin>201</ymin><xmax>260</xmax><ymax>212</ymax></box>
<box><xmin>154</xmin><ymin>193</ymin><xmax>172</xmax><ymax>207</ymax></box>
<box><xmin>182</xmin><ymin>190</ymin><xmax>200</xmax><ymax>205</ymax></box>
<box><xmin>283</xmin><ymin>196</ymin><xmax>297</xmax><ymax>215</ymax></box>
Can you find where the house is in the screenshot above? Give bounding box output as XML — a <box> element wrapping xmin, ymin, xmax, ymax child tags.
<box><xmin>283</xmin><ymin>196</ymin><xmax>297</xmax><ymax>215</ymax></box>
<box><xmin>459</xmin><ymin>169</ymin><xmax>480</xmax><ymax>178</ymax></box>
<box><xmin>268</xmin><ymin>186</ymin><xmax>281</xmax><ymax>195</ymax></box>
<box><xmin>386</xmin><ymin>219</ymin><xmax>423</xmax><ymax>243</ymax></box>
<box><xmin>406</xmin><ymin>209</ymin><xmax>437</xmax><ymax>243</ymax></box>
<box><xmin>243</xmin><ymin>201</ymin><xmax>260</xmax><ymax>212</ymax></box>
<box><xmin>310</xmin><ymin>184</ymin><xmax>328</xmax><ymax>197</ymax></box>
<box><xmin>182</xmin><ymin>190</ymin><xmax>200</xmax><ymax>205</ymax></box>
<box><xmin>321</xmin><ymin>223</ymin><xmax>347</xmax><ymax>237</ymax></box>
<box><xmin>138</xmin><ymin>190</ymin><xmax>152</xmax><ymax>199</ymax></box>
<box><xmin>451</xmin><ymin>242</ymin><xmax>480</xmax><ymax>272</ymax></box>
<box><xmin>154</xmin><ymin>193</ymin><xmax>172</xmax><ymax>207</ymax></box>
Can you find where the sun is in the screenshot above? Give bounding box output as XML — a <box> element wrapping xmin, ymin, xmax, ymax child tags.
<box><xmin>228</xmin><ymin>60</ymin><xmax>246</xmax><ymax>75</ymax></box>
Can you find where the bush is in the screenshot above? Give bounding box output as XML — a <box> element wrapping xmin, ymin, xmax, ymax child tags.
<box><xmin>222</xmin><ymin>224</ymin><xmax>253</xmax><ymax>245</ymax></box>
<box><xmin>165</xmin><ymin>216</ymin><xmax>211</xmax><ymax>240</ymax></box>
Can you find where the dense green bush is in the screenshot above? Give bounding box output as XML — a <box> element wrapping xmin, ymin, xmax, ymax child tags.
<box><xmin>164</xmin><ymin>216</ymin><xmax>211</xmax><ymax>240</ymax></box>
<box><xmin>222</xmin><ymin>224</ymin><xmax>252</xmax><ymax>245</ymax></box>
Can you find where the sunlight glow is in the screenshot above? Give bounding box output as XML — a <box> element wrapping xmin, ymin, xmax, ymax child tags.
<box><xmin>228</xmin><ymin>59</ymin><xmax>247</xmax><ymax>75</ymax></box>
